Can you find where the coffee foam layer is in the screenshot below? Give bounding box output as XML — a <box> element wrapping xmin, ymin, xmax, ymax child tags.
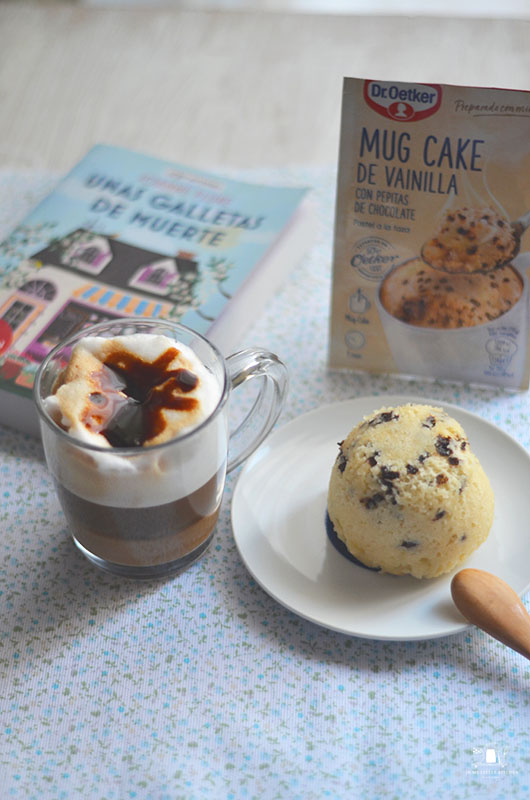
<box><xmin>41</xmin><ymin>333</ymin><xmax>226</xmax><ymax>507</ymax></box>
<box><xmin>44</xmin><ymin>333</ymin><xmax>222</xmax><ymax>447</ymax></box>
<box><xmin>43</xmin><ymin>416</ymin><xmax>228</xmax><ymax>507</ymax></box>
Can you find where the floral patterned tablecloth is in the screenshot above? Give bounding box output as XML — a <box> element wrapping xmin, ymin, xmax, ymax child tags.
<box><xmin>1</xmin><ymin>167</ymin><xmax>529</xmax><ymax>800</ymax></box>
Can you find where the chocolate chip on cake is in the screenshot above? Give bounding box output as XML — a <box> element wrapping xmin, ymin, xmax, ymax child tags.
<box><xmin>435</xmin><ymin>436</ymin><xmax>453</xmax><ymax>457</ymax></box>
<box><xmin>337</xmin><ymin>451</ymin><xmax>348</xmax><ymax>473</ymax></box>
<box><xmin>367</xmin><ymin>452</ymin><xmax>379</xmax><ymax>467</ymax></box>
<box><xmin>368</xmin><ymin>410</ymin><xmax>400</xmax><ymax>427</ymax></box>
<box><xmin>360</xmin><ymin>493</ymin><xmax>385</xmax><ymax>510</ymax></box>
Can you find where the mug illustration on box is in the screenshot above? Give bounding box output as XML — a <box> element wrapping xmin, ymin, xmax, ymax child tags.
<box><xmin>377</xmin><ymin>254</ymin><xmax>529</xmax><ymax>388</ymax></box>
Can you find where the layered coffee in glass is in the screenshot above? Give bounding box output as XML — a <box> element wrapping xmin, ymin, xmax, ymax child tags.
<box><xmin>34</xmin><ymin>318</ymin><xmax>287</xmax><ymax>577</ymax></box>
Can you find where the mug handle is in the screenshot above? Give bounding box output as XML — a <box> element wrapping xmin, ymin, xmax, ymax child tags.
<box><xmin>225</xmin><ymin>348</ymin><xmax>288</xmax><ymax>473</ymax></box>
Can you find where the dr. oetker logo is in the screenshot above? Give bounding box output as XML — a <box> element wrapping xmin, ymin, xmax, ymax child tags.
<box><xmin>364</xmin><ymin>80</ymin><xmax>442</xmax><ymax>122</ymax></box>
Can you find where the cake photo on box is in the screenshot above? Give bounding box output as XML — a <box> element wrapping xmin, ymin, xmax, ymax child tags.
<box><xmin>421</xmin><ymin>205</ymin><xmax>520</xmax><ymax>275</ymax></box>
<box><xmin>374</xmin><ymin>202</ymin><xmax>529</xmax><ymax>386</ymax></box>
<box><xmin>379</xmin><ymin>257</ymin><xmax>523</xmax><ymax>329</ymax></box>
<box><xmin>327</xmin><ymin>403</ymin><xmax>494</xmax><ymax>579</ymax></box>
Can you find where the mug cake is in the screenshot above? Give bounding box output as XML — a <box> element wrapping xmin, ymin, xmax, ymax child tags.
<box><xmin>327</xmin><ymin>403</ymin><xmax>494</xmax><ymax>579</ymax></box>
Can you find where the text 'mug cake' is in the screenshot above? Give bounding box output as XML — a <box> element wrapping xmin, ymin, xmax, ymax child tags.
<box><xmin>327</xmin><ymin>403</ymin><xmax>494</xmax><ymax>579</ymax></box>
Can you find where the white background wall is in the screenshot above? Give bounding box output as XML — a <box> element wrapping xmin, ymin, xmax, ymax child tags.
<box><xmin>56</xmin><ymin>0</ymin><xmax>530</xmax><ymax>17</ymax></box>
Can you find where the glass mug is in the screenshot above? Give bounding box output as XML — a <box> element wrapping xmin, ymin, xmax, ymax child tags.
<box><xmin>33</xmin><ymin>318</ymin><xmax>288</xmax><ymax>578</ymax></box>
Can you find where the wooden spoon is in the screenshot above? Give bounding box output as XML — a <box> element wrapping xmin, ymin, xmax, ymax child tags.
<box><xmin>451</xmin><ymin>568</ymin><xmax>530</xmax><ymax>660</ymax></box>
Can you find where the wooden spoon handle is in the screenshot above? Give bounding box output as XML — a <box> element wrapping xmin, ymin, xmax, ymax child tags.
<box><xmin>451</xmin><ymin>568</ymin><xmax>530</xmax><ymax>660</ymax></box>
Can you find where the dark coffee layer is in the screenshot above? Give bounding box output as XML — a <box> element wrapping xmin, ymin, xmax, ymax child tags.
<box><xmin>55</xmin><ymin>471</ymin><xmax>222</xmax><ymax>567</ymax></box>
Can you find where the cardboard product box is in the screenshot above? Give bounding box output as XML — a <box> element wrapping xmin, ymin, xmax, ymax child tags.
<box><xmin>329</xmin><ymin>78</ymin><xmax>530</xmax><ymax>389</ymax></box>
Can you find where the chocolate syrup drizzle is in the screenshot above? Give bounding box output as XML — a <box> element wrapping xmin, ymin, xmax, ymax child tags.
<box><xmin>86</xmin><ymin>347</ymin><xmax>199</xmax><ymax>447</ymax></box>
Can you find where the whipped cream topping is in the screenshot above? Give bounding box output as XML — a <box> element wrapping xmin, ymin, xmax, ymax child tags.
<box><xmin>44</xmin><ymin>333</ymin><xmax>222</xmax><ymax>448</ymax></box>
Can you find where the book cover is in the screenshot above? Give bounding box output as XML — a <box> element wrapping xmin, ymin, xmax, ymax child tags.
<box><xmin>0</xmin><ymin>145</ymin><xmax>309</xmax><ymax>434</ymax></box>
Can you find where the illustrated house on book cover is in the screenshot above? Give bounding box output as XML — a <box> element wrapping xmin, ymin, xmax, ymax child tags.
<box><xmin>33</xmin><ymin>229</ymin><xmax>199</xmax><ymax>300</ymax></box>
<box><xmin>23</xmin><ymin>300</ymin><xmax>122</xmax><ymax>364</ymax></box>
<box><xmin>0</xmin><ymin>229</ymin><xmax>195</xmax><ymax>386</ymax></box>
<box><xmin>4</xmin><ymin>231</ymin><xmax>202</xmax><ymax>368</ymax></box>
<box><xmin>0</xmin><ymin>272</ymin><xmax>123</xmax><ymax>385</ymax></box>
<box><xmin>0</xmin><ymin>278</ymin><xmax>57</xmax><ymax>345</ymax></box>
<box><xmin>129</xmin><ymin>251</ymin><xmax>199</xmax><ymax>295</ymax></box>
<box><xmin>61</xmin><ymin>232</ymin><xmax>113</xmax><ymax>275</ymax></box>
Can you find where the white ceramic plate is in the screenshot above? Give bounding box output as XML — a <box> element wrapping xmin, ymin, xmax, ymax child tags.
<box><xmin>231</xmin><ymin>395</ymin><xmax>530</xmax><ymax>641</ymax></box>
